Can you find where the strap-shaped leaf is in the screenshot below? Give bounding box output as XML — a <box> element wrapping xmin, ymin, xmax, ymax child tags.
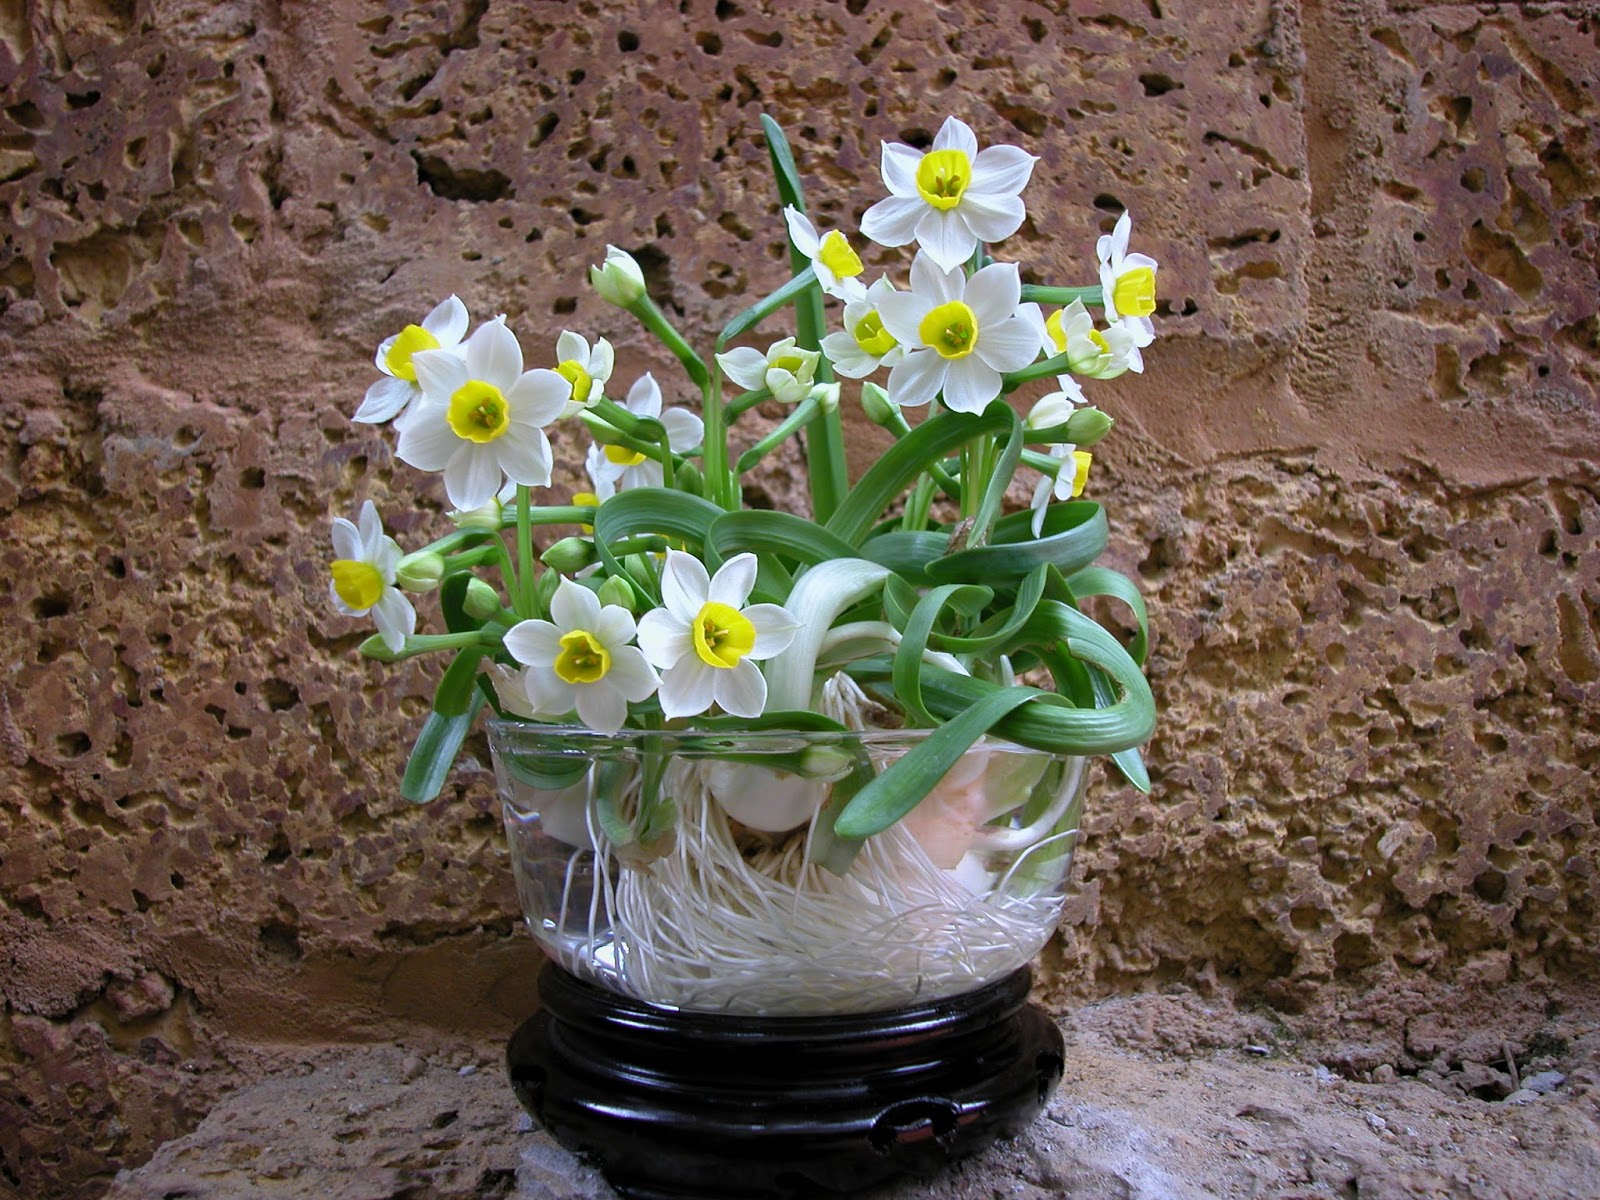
<box><xmin>827</xmin><ymin>405</ymin><xmax>1015</xmax><ymax>546</ymax></box>
<box><xmin>591</xmin><ymin>488</ymin><xmax>724</xmax><ymax>601</ymax></box>
<box><xmin>763</xmin><ymin>558</ymin><xmax>892</xmax><ymax>711</ymax></box>
<box><xmin>833</xmin><ymin>686</ymin><xmax>1041</xmax><ymax>839</ymax></box>
<box><xmin>859</xmin><ymin>530</ymin><xmax>946</xmax><ymax>587</ymax></box>
<box><xmin>923</xmin><ymin>564</ymin><xmax>1050</xmax><ymax>654</ymax></box>
<box><xmin>717</xmin><ymin>269</ymin><xmax>819</xmax><ymax>349</ymax></box>
<box><xmin>708</xmin><ymin>510</ymin><xmax>857</xmax><ymax>569</ymax></box>
<box><xmin>1066</xmin><ymin>565</ymin><xmax>1150</xmax><ymax>666</ymax></box>
<box><xmin>432</xmin><ymin>647</ymin><xmax>485</xmax><ymax>717</ymax></box>
<box><xmin>968</xmin><ymin>402</ymin><xmax>1024</xmax><ymax>547</ymax></box>
<box><xmin>892</xmin><ymin>583</ymin><xmax>992</xmax><ymax>727</ymax></box>
<box><xmin>928</xmin><ymin>501</ymin><xmax>1107</xmax><ymax>583</ymax></box>
<box><xmin>1089</xmin><ymin>664</ymin><xmax>1151</xmax><ymax>790</ymax></box>
<box><xmin>400</xmin><ymin>690</ymin><xmax>487</xmax><ymax>804</ymax></box>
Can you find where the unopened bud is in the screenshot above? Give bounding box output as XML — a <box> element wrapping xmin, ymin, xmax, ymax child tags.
<box><xmin>860</xmin><ymin>381</ymin><xmax>897</xmax><ymax>427</ymax></box>
<box><xmin>1062</xmin><ymin>407</ymin><xmax>1114</xmax><ymax>447</ymax></box>
<box><xmin>811</xmin><ymin>382</ymin><xmax>841</xmax><ymax>414</ymax></box>
<box><xmin>394</xmin><ymin>551</ymin><xmax>445</xmax><ymax>592</ymax></box>
<box><xmin>532</xmin><ymin>568</ymin><xmax>560</xmax><ymax>617</ymax></box>
<box><xmin>597</xmin><ymin>575</ymin><xmax>636</xmax><ymax>613</ymax></box>
<box><xmin>589</xmin><ymin>245</ymin><xmax>646</xmax><ymax>307</ymax></box>
<box><xmin>450</xmin><ymin>496</ymin><xmax>505</xmax><ymax>533</ymax></box>
<box><xmin>674</xmin><ymin>461</ymin><xmax>704</xmax><ymax>497</ymax></box>
<box><xmin>462</xmin><ymin>577</ymin><xmax>502</xmax><ymax>621</ymax></box>
<box><xmin>542</xmin><ymin>537</ymin><xmax>596</xmax><ymax>574</ymax></box>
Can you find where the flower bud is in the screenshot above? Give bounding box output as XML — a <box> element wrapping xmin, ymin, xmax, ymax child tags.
<box><xmin>1062</xmin><ymin>407</ymin><xmax>1114</xmax><ymax>447</ymax></box>
<box><xmin>860</xmin><ymin>381</ymin><xmax>897</xmax><ymax>427</ymax></box>
<box><xmin>394</xmin><ymin>551</ymin><xmax>445</xmax><ymax>592</ymax></box>
<box><xmin>542</xmin><ymin>537</ymin><xmax>596</xmax><ymax>574</ymax></box>
<box><xmin>810</xmin><ymin>381</ymin><xmax>841</xmax><ymax>414</ymax></box>
<box><xmin>532</xmin><ymin>567</ymin><xmax>560</xmax><ymax>616</ymax></box>
<box><xmin>589</xmin><ymin>245</ymin><xmax>646</xmax><ymax>307</ymax></box>
<box><xmin>597</xmin><ymin>575</ymin><xmax>636</xmax><ymax>613</ymax></box>
<box><xmin>674</xmin><ymin>461</ymin><xmax>704</xmax><ymax>497</ymax></box>
<box><xmin>449</xmin><ymin>496</ymin><xmax>505</xmax><ymax>533</ymax></box>
<box><xmin>462</xmin><ymin>577</ymin><xmax>502</xmax><ymax>620</ymax></box>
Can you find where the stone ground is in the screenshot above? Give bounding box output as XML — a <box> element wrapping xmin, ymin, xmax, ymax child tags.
<box><xmin>100</xmin><ymin>992</ymin><xmax>1600</xmax><ymax>1200</ymax></box>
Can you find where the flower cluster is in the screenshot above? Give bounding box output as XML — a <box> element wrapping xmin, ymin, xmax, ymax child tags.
<box><xmin>324</xmin><ymin>115</ymin><xmax>1158</xmax><ymax>838</ymax></box>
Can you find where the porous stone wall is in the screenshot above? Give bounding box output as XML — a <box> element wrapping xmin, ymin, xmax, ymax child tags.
<box><xmin>0</xmin><ymin>1</ymin><xmax>1595</xmax><ymax>1196</ymax></box>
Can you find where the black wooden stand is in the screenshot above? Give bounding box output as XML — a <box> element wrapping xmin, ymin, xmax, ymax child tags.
<box><xmin>506</xmin><ymin>962</ymin><xmax>1064</xmax><ymax>1199</ymax></box>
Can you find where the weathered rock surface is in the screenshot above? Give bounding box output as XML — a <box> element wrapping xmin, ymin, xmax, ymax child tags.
<box><xmin>1</xmin><ymin>1</ymin><xmax>1596</xmax><ymax>1196</ymax></box>
<box><xmin>102</xmin><ymin>992</ymin><xmax>1600</xmax><ymax>1200</ymax></box>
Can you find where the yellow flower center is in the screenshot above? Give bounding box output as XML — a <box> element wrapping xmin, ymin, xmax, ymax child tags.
<box><xmin>1044</xmin><ymin>309</ymin><xmax>1068</xmax><ymax>355</ymax></box>
<box><xmin>603</xmin><ymin>444</ymin><xmax>647</xmax><ymax>467</ymax></box>
<box><xmin>383</xmin><ymin>324</ymin><xmax>441</xmax><ymax>382</ymax></box>
<box><xmin>556</xmin><ymin>359</ymin><xmax>593</xmax><ymax>406</ymax></box>
<box><xmin>770</xmin><ymin>352</ymin><xmax>807</xmax><ymax>376</ymax></box>
<box><xmin>573</xmin><ymin>491</ymin><xmax>598</xmax><ymax>533</ymax></box>
<box><xmin>330</xmin><ymin>560</ymin><xmax>384</xmax><ymax>610</ymax></box>
<box><xmin>915</xmin><ymin>149</ymin><xmax>971</xmax><ymax>211</ymax></box>
<box><xmin>1112</xmin><ymin>267</ymin><xmax>1157</xmax><ymax>318</ymax></box>
<box><xmin>852</xmin><ymin>311</ymin><xmax>898</xmax><ymax>358</ymax></box>
<box><xmin>1070</xmin><ymin>451</ymin><xmax>1093</xmax><ymax>497</ymax></box>
<box><xmin>447</xmin><ymin>380</ymin><xmax>511</xmax><ymax>444</ymax></box>
<box><xmin>919</xmin><ymin>300</ymin><xmax>979</xmax><ymax>360</ymax></box>
<box><xmin>692</xmin><ymin>601</ymin><xmax>756</xmax><ymax>670</ymax></box>
<box><xmin>554</xmin><ymin>629</ymin><xmax>611</xmax><ymax>685</ymax></box>
<box><xmin>816</xmin><ymin>230</ymin><xmax>863</xmax><ymax>280</ymax></box>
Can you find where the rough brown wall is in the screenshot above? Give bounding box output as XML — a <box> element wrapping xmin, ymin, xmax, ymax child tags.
<box><xmin>0</xmin><ymin>0</ymin><xmax>1596</xmax><ymax>1196</ymax></box>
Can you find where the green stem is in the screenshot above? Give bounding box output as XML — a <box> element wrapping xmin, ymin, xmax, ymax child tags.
<box><xmin>1021</xmin><ymin>284</ymin><xmax>1105</xmax><ymax>307</ymax></box>
<box><xmin>359</xmin><ymin>629</ymin><xmax>500</xmax><ymax>662</ymax></box>
<box><xmin>735</xmin><ymin>395</ymin><xmax>820</xmax><ymax>475</ymax></box>
<box><xmin>726</xmin><ymin>387</ymin><xmax>772</xmax><ymax>419</ymax></box>
<box><xmin>515</xmin><ymin>486</ymin><xmax>535</xmax><ymax>618</ymax></box>
<box><xmin>496</xmin><ymin>505</ymin><xmax>596</xmax><ymax>529</ymax></box>
<box><xmin>1002</xmin><ymin>351</ymin><xmax>1073</xmax><ymax>392</ymax></box>
<box><xmin>701</xmin><ymin>366</ymin><xmax>733</xmax><ymax>511</ymax></box>
<box><xmin>627</xmin><ymin>296</ymin><xmax>710</xmax><ymax>388</ymax></box>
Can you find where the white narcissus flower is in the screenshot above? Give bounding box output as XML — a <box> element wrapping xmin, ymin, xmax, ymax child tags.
<box><xmin>585</xmin><ymin>373</ymin><xmax>704</xmax><ymax>500</ymax></box>
<box><xmin>1098</xmin><ymin>212</ymin><xmax>1158</xmax><ymax>372</ymax></box>
<box><xmin>553</xmin><ymin>330</ymin><xmax>615</xmax><ymax>417</ymax></box>
<box><xmin>1030</xmin><ymin>445</ymin><xmax>1094</xmax><ymax>537</ymax></box>
<box><xmin>1042</xmin><ymin>299</ymin><xmax>1137</xmax><ymax>380</ymax></box>
<box><xmin>715</xmin><ymin>337</ymin><xmax>819</xmax><ymax>404</ymax></box>
<box><xmin>1025</xmin><ymin>388</ymin><xmax>1086</xmax><ymax>439</ymax></box>
<box><xmin>782</xmin><ymin>206</ymin><xmax>866</xmax><ymax>302</ymax></box>
<box><xmin>821</xmin><ymin>278</ymin><xmax>906</xmax><ymax>379</ymax></box>
<box><xmin>397</xmin><ymin>318</ymin><xmax>570</xmax><ymax>511</ymax></box>
<box><xmin>355</xmin><ymin>295</ymin><xmax>469</xmax><ymax>426</ymax></box>
<box><xmin>637</xmin><ymin>551</ymin><xmax>801</xmax><ymax>719</ymax></box>
<box><xmin>860</xmin><ymin>117</ymin><xmax>1038</xmax><ymax>272</ymax></box>
<box><xmin>875</xmin><ymin>253</ymin><xmax>1041</xmax><ymax>414</ymax></box>
<box><xmin>502</xmin><ymin>577</ymin><xmax>660</xmax><ymax>736</ymax></box>
<box><xmin>328</xmin><ymin>500</ymin><xmax>416</xmax><ymax>654</ymax></box>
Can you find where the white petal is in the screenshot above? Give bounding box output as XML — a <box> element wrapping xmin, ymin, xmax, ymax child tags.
<box><xmin>444</xmin><ymin>445</ymin><xmax>504</xmax><ymax>511</ymax></box>
<box><xmin>958</xmin><ymin>191</ymin><xmax>1026</xmax><ymax>244</ymax></box>
<box><xmin>372</xmin><ymin>588</ymin><xmax>416</xmax><ymax>654</ymax></box>
<box><xmin>976</xmin><ymin>315</ymin><xmax>1044</xmax><ymax>373</ymax></box>
<box><xmin>551</xmin><ymin>576</ymin><xmax>602</xmax><ymax>633</ymax></box>
<box><xmin>556</xmin><ymin>330</ymin><xmax>588</xmax><ymax>364</ymax></box>
<box><xmin>969</xmin><ymin>145</ymin><xmax>1037</xmax><ymax>197</ymax></box>
<box><xmin>825</xmin><ymin>341</ymin><xmax>880</xmax><ymax>379</ymax></box>
<box><xmin>886</xmin><ymin>349</ymin><xmax>946</xmax><ymax>409</ymax></box>
<box><xmin>330</xmin><ymin>517</ymin><xmax>361</xmax><ymax>561</ymax></box>
<box><xmin>593</xmin><ymin>605</ymin><xmax>638</xmax><ymax>649</ymax></box>
<box><xmin>659</xmin><ymin>656</ymin><xmax>717</xmax><ymax>718</ymax></box>
<box><xmin>487</xmin><ymin>663</ymin><xmax>539</xmax><ymax>719</ymax></box>
<box><xmin>915</xmin><ymin>207</ymin><xmax>977</xmax><ymax>274</ymax></box>
<box><xmin>876</xmin><ymin>290</ymin><xmax>932</xmax><ymax>348</ymax></box>
<box><xmin>422</xmin><ymin>295</ymin><xmax>469</xmax><ymax>346</ymax></box>
<box><xmin>466</xmin><ymin>319</ymin><xmax>523</xmax><ymax>389</ymax></box>
<box><xmin>495</xmin><ymin>427</ymin><xmax>553</xmax><ymax>489</ymax></box>
<box><xmin>354</xmin><ymin>376</ymin><xmax>416</xmax><ymax>423</ymax></box>
<box><xmin>1123</xmin><ymin>251</ymin><xmax>1159</xmax><ymax>273</ymax></box>
<box><xmin>394</xmin><ymin>404</ymin><xmax>460</xmax><ymax>472</ymax></box>
<box><xmin>503</xmin><ymin>619</ymin><xmax>564</xmax><ymax>667</ymax></box>
<box><xmin>575</xmin><ymin>684</ymin><xmax>628</xmax><ymax>736</ymax></box>
<box><xmin>374</xmin><ymin>334</ymin><xmax>397</xmax><ymax>376</ymax></box>
<box><xmin>626</xmin><ymin>372</ymin><xmax>663</xmax><ymax>418</ymax></box>
<box><xmin>964</xmin><ymin>262</ymin><xmax>1022</xmax><ymax>326</ymax></box>
<box><xmin>743</xmin><ymin>604</ymin><xmax>800</xmax><ymax>659</ymax></box>
<box><xmin>636</xmin><ymin>609</ymin><xmax>691</xmax><ymax>668</ymax></box>
<box><xmin>506</xmin><ymin>369</ymin><xmax>571</xmax><ymax>427</ymax></box>
<box><xmin>1030</xmin><ymin>476</ymin><xmax>1052</xmax><ymax>538</ymax></box>
<box><xmin>411</xmin><ymin>348</ymin><xmax>469</xmax><ymax>401</ymax></box>
<box><xmin>1111</xmin><ymin>211</ymin><xmax>1132</xmax><ymax>262</ymax></box>
<box><xmin>932</xmin><ymin>116</ymin><xmax>978</xmax><ymax>158</ymax></box>
<box><xmin>373</xmin><ymin>535</ymin><xmax>402</xmax><ymax>581</ymax></box>
<box><xmin>605</xmin><ymin>646</ymin><xmax>660</xmax><ymax>702</ymax></box>
<box><xmin>940</xmin><ymin>355</ymin><xmax>1001</xmax><ymax>415</ymax></box>
<box><xmin>659</xmin><ymin>407</ymin><xmax>703</xmax><ymax>451</ymax></box>
<box><xmin>909</xmin><ymin>250</ymin><xmax>962</xmax><ymax>304</ymax></box>
<box><xmin>661</xmin><ymin>550</ymin><xmax>710</xmax><ymax>620</ymax></box>
<box><xmin>356</xmin><ymin>500</ymin><xmax>382</xmax><ymax>553</ymax></box>
<box><xmin>589</xmin><ymin>338</ymin><xmax>615</xmax><ymax>384</ymax></box>
<box><xmin>708</xmin><ymin>553</ymin><xmax>757</xmax><ymax>608</ymax></box>
<box><xmin>714</xmin><ymin>658</ymin><xmax>768</xmax><ymax>719</ymax></box>
<box><xmin>782</xmin><ymin>206</ymin><xmax>819</xmax><ymax>255</ymax></box>
<box><xmin>715</xmin><ymin>347</ymin><xmax>771</xmax><ymax>392</ymax></box>
<box><xmin>881</xmin><ymin>142</ymin><xmax>922</xmax><ymax>197</ymax></box>
<box><xmin>525</xmin><ymin>666</ymin><xmax>576</xmax><ymax>716</ymax></box>
<box><xmin>859</xmin><ymin>195</ymin><xmax>923</xmax><ymax>248</ymax></box>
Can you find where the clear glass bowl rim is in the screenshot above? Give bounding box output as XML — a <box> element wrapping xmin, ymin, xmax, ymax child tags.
<box><xmin>486</xmin><ymin>719</ymin><xmax>1059</xmax><ymax>757</ymax></box>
